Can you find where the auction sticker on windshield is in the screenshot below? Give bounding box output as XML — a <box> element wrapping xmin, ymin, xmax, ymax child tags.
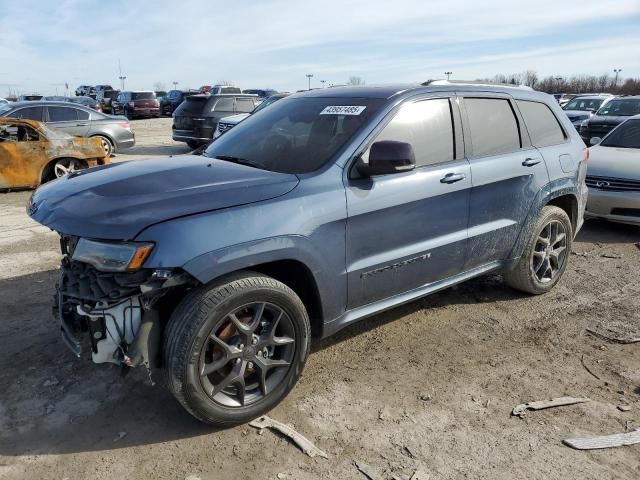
<box><xmin>320</xmin><ymin>105</ymin><xmax>366</xmax><ymax>115</ymax></box>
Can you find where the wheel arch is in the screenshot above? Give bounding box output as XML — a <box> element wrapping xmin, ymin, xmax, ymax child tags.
<box><xmin>89</xmin><ymin>132</ymin><xmax>115</xmax><ymax>150</ymax></box>
<box><xmin>40</xmin><ymin>156</ymin><xmax>88</xmax><ymax>183</ymax></box>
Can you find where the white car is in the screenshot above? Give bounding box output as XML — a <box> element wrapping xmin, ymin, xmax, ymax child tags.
<box><xmin>0</xmin><ymin>98</ymin><xmax>9</xmax><ymax>106</ymax></box>
<box><xmin>562</xmin><ymin>95</ymin><xmax>613</xmax><ymax>129</ymax></box>
<box><xmin>586</xmin><ymin>114</ymin><xmax>640</xmax><ymax>225</ymax></box>
<box><xmin>213</xmin><ymin>93</ymin><xmax>288</xmax><ymax>138</ymax></box>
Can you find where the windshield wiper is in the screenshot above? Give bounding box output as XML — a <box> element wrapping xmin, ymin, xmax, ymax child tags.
<box><xmin>213</xmin><ymin>155</ymin><xmax>265</xmax><ymax>170</ymax></box>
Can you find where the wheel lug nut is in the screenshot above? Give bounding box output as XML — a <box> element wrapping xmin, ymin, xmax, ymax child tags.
<box><xmin>252</xmin><ymin>338</ymin><xmax>257</xmax><ymax>345</ymax></box>
<box><xmin>248</xmin><ymin>362</ymin><xmax>254</xmax><ymax>369</ymax></box>
<box><xmin>236</xmin><ymin>358</ymin><xmax>241</xmax><ymax>364</ymax></box>
<box><xmin>239</xmin><ymin>344</ymin><xmax>244</xmax><ymax>350</ymax></box>
<box><xmin>257</xmin><ymin>351</ymin><xmax>263</xmax><ymax>356</ymax></box>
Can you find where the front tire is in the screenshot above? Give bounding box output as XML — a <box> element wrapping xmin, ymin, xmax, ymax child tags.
<box><xmin>163</xmin><ymin>273</ymin><xmax>311</xmax><ymax>426</ymax></box>
<box><xmin>504</xmin><ymin>205</ymin><xmax>572</xmax><ymax>294</ymax></box>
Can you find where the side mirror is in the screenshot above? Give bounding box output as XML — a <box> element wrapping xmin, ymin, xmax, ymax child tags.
<box><xmin>589</xmin><ymin>137</ymin><xmax>601</xmax><ymax>146</ymax></box>
<box><xmin>357</xmin><ymin>140</ymin><xmax>416</xmax><ymax>177</ymax></box>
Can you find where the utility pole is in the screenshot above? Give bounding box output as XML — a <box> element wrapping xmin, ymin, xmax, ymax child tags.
<box><xmin>444</xmin><ymin>71</ymin><xmax>452</xmax><ymax>80</ymax></box>
<box><xmin>320</xmin><ymin>80</ymin><xmax>326</xmax><ymax>88</ymax></box>
<box><xmin>306</xmin><ymin>73</ymin><xmax>314</xmax><ymax>90</ymax></box>
<box><xmin>613</xmin><ymin>69</ymin><xmax>622</xmax><ymax>86</ymax></box>
<box><xmin>118</xmin><ymin>59</ymin><xmax>126</xmax><ymax>90</ymax></box>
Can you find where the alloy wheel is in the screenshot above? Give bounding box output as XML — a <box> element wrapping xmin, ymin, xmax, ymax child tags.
<box><xmin>198</xmin><ymin>302</ymin><xmax>296</xmax><ymax>408</ymax></box>
<box><xmin>96</xmin><ymin>136</ymin><xmax>113</xmax><ymax>157</ymax></box>
<box><xmin>530</xmin><ymin>220</ymin><xmax>567</xmax><ymax>283</ymax></box>
<box><xmin>54</xmin><ymin>158</ymin><xmax>82</xmax><ymax>178</ymax></box>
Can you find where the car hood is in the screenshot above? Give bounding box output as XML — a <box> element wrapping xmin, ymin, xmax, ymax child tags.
<box><xmin>564</xmin><ymin>110</ymin><xmax>591</xmax><ymax>119</ymax></box>
<box><xmin>588</xmin><ymin>145</ymin><xmax>640</xmax><ymax>180</ymax></box>
<box><xmin>220</xmin><ymin>113</ymin><xmax>250</xmax><ymax>125</ymax></box>
<box><xmin>28</xmin><ymin>155</ymin><xmax>299</xmax><ymax>240</ymax></box>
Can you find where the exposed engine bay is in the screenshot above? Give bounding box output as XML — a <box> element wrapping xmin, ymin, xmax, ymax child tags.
<box><xmin>54</xmin><ymin>235</ymin><xmax>195</xmax><ymax>369</ymax></box>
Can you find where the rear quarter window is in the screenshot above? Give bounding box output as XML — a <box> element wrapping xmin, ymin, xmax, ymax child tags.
<box><xmin>235</xmin><ymin>98</ymin><xmax>256</xmax><ymax>113</ymax></box>
<box><xmin>464</xmin><ymin>98</ymin><xmax>521</xmax><ymax>157</ymax></box>
<box><xmin>517</xmin><ymin>100</ymin><xmax>566</xmax><ymax>148</ymax></box>
<box><xmin>212</xmin><ymin>98</ymin><xmax>234</xmax><ymax>112</ymax></box>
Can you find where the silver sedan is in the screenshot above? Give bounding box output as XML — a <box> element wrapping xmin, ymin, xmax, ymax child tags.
<box><xmin>0</xmin><ymin>100</ymin><xmax>134</xmax><ymax>157</ymax></box>
<box><xmin>586</xmin><ymin>114</ymin><xmax>640</xmax><ymax>225</ymax></box>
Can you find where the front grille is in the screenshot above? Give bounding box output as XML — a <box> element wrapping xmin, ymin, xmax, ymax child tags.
<box><xmin>586</xmin><ymin>176</ymin><xmax>640</xmax><ymax>192</ymax></box>
<box><xmin>611</xmin><ymin>208</ymin><xmax>640</xmax><ymax>217</ymax></box>
<box><xmin>217</xmin><ymin>122</ymin><xmax>234</xmax><ymax>134</ymax></box>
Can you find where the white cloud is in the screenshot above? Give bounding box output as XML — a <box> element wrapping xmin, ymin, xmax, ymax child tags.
<box><xmin>0</xmin><ymin>0</ymin><xmax>638</xmax><ymax>95</ymax></box>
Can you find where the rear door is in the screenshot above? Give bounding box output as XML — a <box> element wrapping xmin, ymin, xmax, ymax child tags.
<box><xmin>46</xmin><ymin>106</ymin><xmax>89</xmax><ymax>136</ymax></box>
<box><xmin>459</xmin><ymin>94</ymin><xmax>549</xmax><ymax>270</ymax></box>
<box><xmin>345</xmin><ymin>96</ymin><xmax>470</xmax><ymax>308</ymax></box>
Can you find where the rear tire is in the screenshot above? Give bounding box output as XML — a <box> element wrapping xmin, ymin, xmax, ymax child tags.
<box><xmin>163</xmin><ymin>272</ymin><xmax>311</xmax><ymax>426</ymax></box>
<box><xmin>92</xmin><ymin>135</ymin><xmax>114</xmax><ymax>157</ymax></box>
<box><xmin>42</xmin><ymin>158</ymin><xmax>87</xmax><ymax>183</ymax></box>
<box><xmin>504</xmin><ymin>205</ymin><xmax>572</xmax><ymax>294</ymax></box>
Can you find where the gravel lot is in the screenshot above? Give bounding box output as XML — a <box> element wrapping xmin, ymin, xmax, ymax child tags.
<box><xmin>0</xmin><ymin>119</ymin><xmax>639</xmax><ymax>480</ymax></box>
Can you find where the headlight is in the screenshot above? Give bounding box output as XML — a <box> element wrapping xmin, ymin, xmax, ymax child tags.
<box><xmin>72</xmin><ymin>239</ymin><xmax>154</xmax><ymax>272</ymax></box>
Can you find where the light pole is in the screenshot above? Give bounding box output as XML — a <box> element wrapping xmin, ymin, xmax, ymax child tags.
<box><xmin>306</xmin><ymin>73</ymin><xmax>314</xmax><ymax>90</ymax></box>
<box><xmin>320</xmin><ymin>80</ymin><xmax>326</xmax><ymax>88</ymax></box>
<box><xmin>119</xmin><ymin>75</ymin><xmax>126</xmax><ymax>90</ymax></box>
<box><xmin>173</xmin><ymin>81</ymin><xmax>178</xmax><ymax>90</ymax></box>
<box><xmin>444</xmin><ymin>71</ymin><xmax>452</xmax><ymax>80</ymax></box>
<box><xmin>613</xmin><ymin>69</ymin><xmax>622</xmax><ymax>86</ymax></box>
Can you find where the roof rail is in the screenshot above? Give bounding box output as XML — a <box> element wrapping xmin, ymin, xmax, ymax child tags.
<box><xmin>422</xmin><ymin>79</ymin><xmax>534</xmax><ymax>91</ymax></box>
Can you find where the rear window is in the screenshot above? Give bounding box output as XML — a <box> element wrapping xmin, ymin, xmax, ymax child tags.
<box><xmin>517</xmin><ymin>100</ymin><xmax>566</xmax><ymax>148</ymax></box>
<box><xmin>48</xmin><ymin>106</ymin><xmax>77</xmax><ymax>122</ymax></box>
<box><xmin>597</xmin><ymin>99</ymin><xmax>640</xmax><ymax>117</ymax></box>
<box><xmin>464</xmin><ymin>98</ymin><xmax>521</xmax><ymax>157</ymax></box>
<box><xmin>212</xmin><ymin>98</ymin><xmax>234</xmax><ymax>112</ymax></box>
<box><xmin>221</xmin><ymin>87</ymin><xmax>241</xmax><ymax>94</ymax></box>
<box><xmin>235</xmin><ymin>98</ymin><xmax>255</xmax><ymax>113</ymax></box>
<box><xmin>174</xmin><ymin>96</ymin><xmax>208</xmax><ymax>116</ymax></box>
<box><xmin>132</xmin><ymin>92</ymin><xmax>155</xmax><ymax>100</ymax></box>
<box><xmin>601</xmin><ymin>119</ymin><xmax>640</xmax><ymax>149</ymax></box>
<box><xmin>104</xmin><ymin>90</ymin><xmax>119</xmax><ymax>99</ymax></box>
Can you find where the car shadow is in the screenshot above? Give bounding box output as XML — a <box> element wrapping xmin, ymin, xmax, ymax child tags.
<box><xmin>0</xmin><ymin>221</ymin><xmax>634</xmax><ymax>456</ymax></box>
<box><xmin>575</xmin><ymin>218</ymin><xmax>640</xmax><ymax>245</ymax></box>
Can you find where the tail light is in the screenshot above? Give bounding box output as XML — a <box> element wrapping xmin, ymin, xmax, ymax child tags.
<box><xmin>118</xmin><ymin>122</ymin><xmax>131</xmax><ymax>130</ymax></box>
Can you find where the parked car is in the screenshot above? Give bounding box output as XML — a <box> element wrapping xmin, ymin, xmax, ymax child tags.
<box><xmin>579</xmin><ymin>96</ymin><xmax>640</xmax><ymax>144</ymax></box>
<box><xmin>160</xmin><ymin>89</ymin><xmax>197</xmax><ymax>116</ymax></box>
<box><xmin>172</xmin><ymin>93</ymin><xmax>259</xmax><ymax>147</ymax></box>
<box><xmin>0</xmin><ymin>101</ymin><xmax>135</xmax><ymax>156</ymax></box>
<box><xmin>75</xmin><ymin>85</ymin><xmax>92</xmax><ymax>96</ymax></box>
<box><xmin>94</xmin><ymin>85</ymin><xmax>114</xmax><ymax>96</ymax></box>
<box><xmin>214</xmin><ymin>93</ymin><xmax>288</xmax><ymax>138</ymax></box>
<box><xmin>242</xmin><ymin>89</ymin><xmax>278</xmax><ymax>99</ymax></box>
<box><xmin>210</xmin><ymin>85</ymin><xmax>242</xmax><ymax>95</ymax></box>
<box><xmin>68</xmin><ymin>96</ymin><xmax>102</xmax><ymax>111</ymax></box>
<box><xmin>17</xmin><ymin>94</ymin><xmax>43</xmax><ymax>101</ymax></box>
<box><xmin>562</xmin><ymin>95</ymin><xmax>613</xmax><ymax>128</ymax></box>
<box><xmin>28</xmin><ymin>83</ymin><xmax>587</xmax><ymax>426</ymax></box>
<box><xmin>0</xmin><ymin>117</ymin><xmax>109</xmax><ymax>189</ymax></box>
<box><xmin>112</xmin><ymin>91</ymin><xmax>160</xmax><ymax>119</ymax></box>
<box><xmin>0</xmin><ymin>98</ymin><xmax>8</xmax><ymax>106</ymax></box>
<box><xmin>585</xmin><ymin>115</ymin><xmax>640</xmax><ymax>225</ymax></box>
<box><xmin>96</xmin><ymin>89</ymin><xmax>120</xmax><ymax>114</ymax></box>
<box><xmin>155</xmin><ymin>91</ymin><xmax>168</xmax><ymax>101</ymax></box>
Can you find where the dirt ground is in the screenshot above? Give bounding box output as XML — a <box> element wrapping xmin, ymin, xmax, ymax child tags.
<box><xmin>0</xmin><ymin>118</ymin><xmax>639</xmax><ymax>480</ymax></box>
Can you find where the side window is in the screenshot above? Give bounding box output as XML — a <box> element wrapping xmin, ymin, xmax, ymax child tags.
<box><xmin>464</xmin><ymin>98</ymin><xmax>521</xmax><ymax>157</ymax></box>
<box><xmin>76</xmin><ymin>109</ymin><xmax>90</xmax><ymax>121</ymax></box>
<box><xmin>213</xmin><ymin>98</ymin><xmax>234</xmax><ymax>112</ymax></box>
<box><xmin>13</xmin><ymin>106</ymin><xmax>44</xmax><ymax>121</ymax></box>
<box><xmin>0</xmin><ymin>124</ymin><xmax>39</xmax><ymax>142</ymax></box>
<box><xmin>235</xmin><ymin>98</ymin><xmax>255</xmax><ymax>113</ymax></box>
<box><xmin>48</xmin><ymin>106</ymin><xmax>78</xmax><ymax>122</ymax></box>
<box><xmin>364</xmin><ymin>98</ymin><xmax>455</xmax><ymax>167</ymax></box>
<box><xmin>517</xmin><ymin>100</ymin><xmax>566</xmax><ymax>148</ymax></box>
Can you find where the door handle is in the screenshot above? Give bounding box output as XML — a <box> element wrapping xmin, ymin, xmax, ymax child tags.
<box><xmin>440</xmin><ymin>172</ymin><xmax>466</xmax><ymax>184</ymax></box>
<box><xmin>522</xmin><ymin>157</ymin><xmax>541</xmax><ymax>167</ymax></box>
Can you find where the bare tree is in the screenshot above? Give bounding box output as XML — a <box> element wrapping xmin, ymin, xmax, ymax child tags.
<box><xmin>153</xmin><ymin>81</ymin><xmax>166</xmax><ymax>91</ymax></box>
<box><xmin>522</xmin><ymin>70</ymin><xmax>538</xmax><ymax>88</ymax></box>
<box><xmin>347</xmin><ymin>76</ymin><xmax>365</xmax><ymax>86</ymax></box>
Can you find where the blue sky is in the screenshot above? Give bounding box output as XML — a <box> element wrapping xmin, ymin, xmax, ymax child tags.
<box><xmin>1</xmin><ymin>0</ymin><xmax>639</xmax><ymax>95</ymax></box>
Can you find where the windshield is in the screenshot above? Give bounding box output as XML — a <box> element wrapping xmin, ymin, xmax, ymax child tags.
<box><xmin>600</xmin><ymin>119</ymin><xmax>640</xmax><ymax>149</ymax></box>
<box><xmin>596</xmin><ymin>99</ymin><xmax>640</xmax><ymax>117</ymax></box>
<box><xmin>563</xmin><ymin>98</ymin><xmax>604</xmax><ymax>111</ymax></box>
<box><xmin>132</xmin><ymin>92</ymin><xmax>155</xmax><ymax>100</ymax></box>
<box><xmin>252</xmin><ymin>95</ymin><xmax>285</xmax><ymax>113</ymax></box>
<box><xmin>204</xmin><ymin>97</ymin><xmax>385</xmax><ymax>174</ymax></box>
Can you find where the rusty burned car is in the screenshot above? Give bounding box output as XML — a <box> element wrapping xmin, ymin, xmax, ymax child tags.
<box><xmin>0</xmin><ymin>118</ymin><xmax>109</xmax><ymax>190</ymax></box>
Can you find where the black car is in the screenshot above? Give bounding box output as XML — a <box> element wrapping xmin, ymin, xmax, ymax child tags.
<box><xmin>96</xmin><ymin>89</ymin><xmax>120</xmax><ymax>114</ymax></box>
<box><xmin>580</xmin><ymin>96</ymin><xmax>640</xmax><ymax>144</ymax></box>
<box><xmin>172</xmin><ymin>94</ymin><xmax>260</xmax><ymax>148</ymax></box>
<box><xmin>160</xmin><ymin>90</ymin><xmax>198</xmax><ymax>116</ymax></box>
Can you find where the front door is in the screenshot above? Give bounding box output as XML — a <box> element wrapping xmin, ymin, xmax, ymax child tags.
<box><xmin>345</xmin><ymin>96</ymin><xmax>470</xmax><ymax>309</ymax></box>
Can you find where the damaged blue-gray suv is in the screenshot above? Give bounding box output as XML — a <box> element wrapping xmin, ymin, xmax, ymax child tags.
<box><xmin>29</xmin><ymin>82</ymin><xmax>588</xmax><ymax>425</ymax></box>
